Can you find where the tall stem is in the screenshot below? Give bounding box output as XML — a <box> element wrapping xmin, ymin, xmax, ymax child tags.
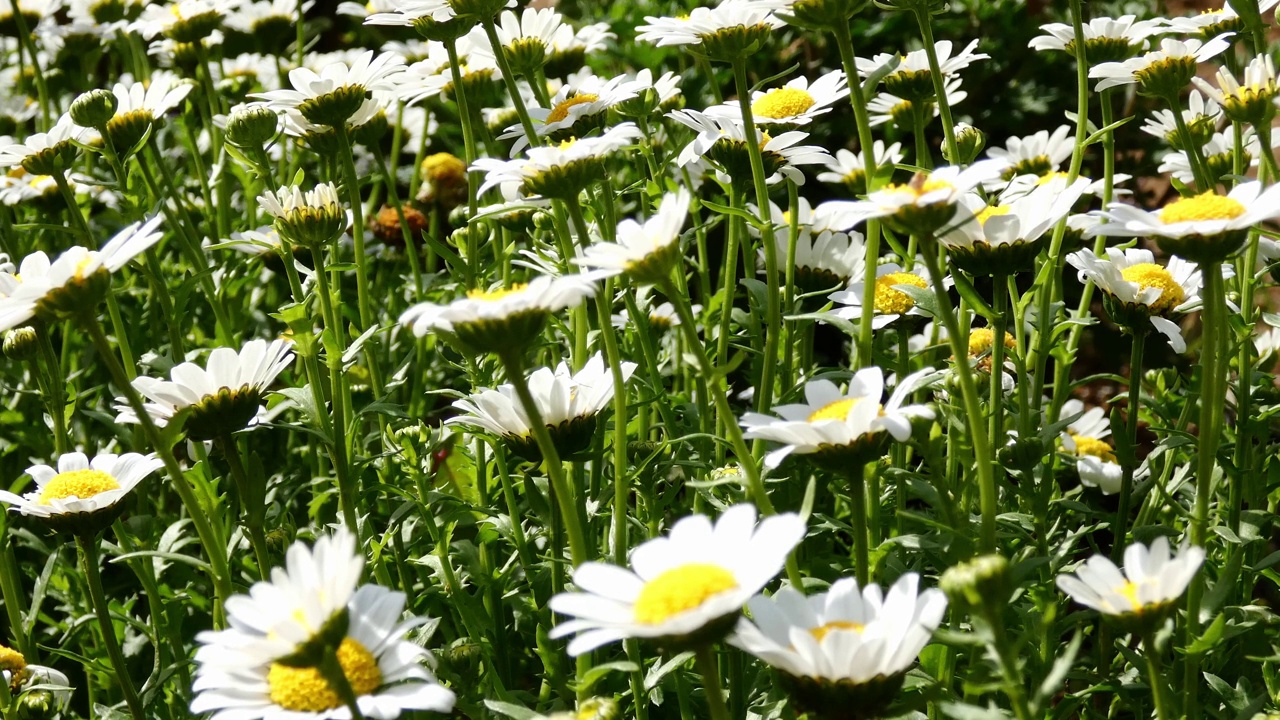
<box><xmin>918</xmin><ymin>240</ymin><xmax>997</xmax><ymax>553</ymax></box>
<box><xmin>316</xmin><ymin>647</ymin><xmax>367</xmax><ymax>720</ymax></box>
<box><xmin>1110</xmin><ymin>330</ymin><xmax>1146</xmax><ymax>563</ymax></box>
<box><xmin>77</xmin><ymin>535</ymin><xmax>145</xmax><ymax>720</ymax></box>
<box><xmin>693</xmin><ymin>646</ymin><xmax>731</xmax><ymax>720</ymax></box>
<box><xmin>848</xmin><ymin>465</ymin><xmax>869</xmax><ymax>586</ymax></box>
<box><xmin>988</xmin><ymin>274</ymin><xmax>1009</xmax><ymax>455</ymax></box>
<box><xmin>218</xmin><ymin>436</ymin><xmax>272</xmax><ymax>578</ymax></box>
<box><xmin>36</xmin><ymin>324</ymin><xmax>69</xmax><ymax>455</ymax></box>
<box><xmin>444</xmin><ymin>37</ymin><xmax>481</xmax><ymax>289</ymax></box>
<box><xmin>483</xmin><ymin>19</ymin><xmax>539</xmax><ymax>146</ymax></box>
<box><xmin>1142</xmin><ymin>629</ymin><xmax>1171</xmax><ymax>720</ymax></box>
<box><xmin>911</xmin><ymin>11</ymin><xmax>959</xmax><ymax>165</ymax></box>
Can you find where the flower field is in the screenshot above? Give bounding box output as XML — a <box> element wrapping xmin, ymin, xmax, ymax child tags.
<box><xmin>0</xmin><ymin>0</ymin><xmax>1278</xmax><ymax>718</ymax></box>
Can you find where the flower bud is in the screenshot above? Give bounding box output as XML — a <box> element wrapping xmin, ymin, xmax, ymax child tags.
<box><xmin>3</xmin><ymin>327</ymin><xmax>38</xmax><ymax>361</ymax></box>
<box><xmin>69</xmin><ymin>89</ymin><xmax>118</xmax><ymax>129</ymax></box>
<box><xmin>226</xmin><ymin>106</ymin><xmax>280</xmax><ymax>149</ymax></box>
<box><xmin>940</xmin><ymin>554</ymin><xmax>1011</xmax><ymax>615</ymax></box>
<box><xmin>945</xmin><ymin>123</ymin><xmax>986</xmax><ymax>166</ymax></box>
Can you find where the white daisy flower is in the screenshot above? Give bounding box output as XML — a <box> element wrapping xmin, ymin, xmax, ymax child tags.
<box><xmin>1256</xmin><ymin>325</ymin><xmax>1280</xmax><ymax>359</ymax></box>
<box><xmin>866</xmin><ymin>76</ymin><xmax>967</xmax><ymax>128</ymax></box>
<box><xmin>100</xmin><ymin>71</ymin><xmax>194</xmax><ymax>150</ymax></box>
<box><xmin>1029</xmin><ymin>15</ymin><xmax>1168</xmax><ymax>62</ymax></box>
<box><xmin>816</xmin><ymin>141</ymin><xmax>905</xmax><ymax>194</ymax></box>
<box><xmin>1065</xmin><ymin>248</ymin><xmax>1205</xmax><ymax>352</ymax></box>
<box><xmin>741</xmin><ymin>367</ymin><xmax>938</xmax><ymax>469</ymax></box>
<box><xmin>0</xmin><ymin>452</ymin><xmax>163</xmax><ymax>532</ymax></box>
<box><xmin>0</xmin><ymin>114</ymin><xmax>92</xmax><ymax>174</ymax></box>
<box><xmin>114</xmin><ymin>339</ymin><xmax>295</xmax><ymax>440</ymax></box>
<box><xmin>939</xmin><ymin>177</ymin><xmax>1090</xmax><ymax>275</ymax></box>
<box><xmin>549</xmin><ymin>504</ymin><xmax>806</xmax><ymax>654</ymax></box>
<box><xmin>470</xmin><ymin>7</ymin><xmax>565</xmax><ymax>69</ymax></box>
<box><xmin>252</xmin><ymin>50</ymin><xmax>404</xmax><ymax>127</ymax></box>
<box><xmin>820</xmin><ymin>160</ymin><xmax>1007</xmax><ymax>235</ymax></box>
<box><xmin>500</xmin><ymin>73</ymin><xmax>640</xmax><ymax>154</ymax></box>
<box><xmin>1157</xmin><ymin>124</ymin><xmax>1269</xmax><ymax>186</ymax></box>
<box><xmin>1192</xmin><ymin>53</ymin><xmax>1279</xmax><ymax>123</ymax></box>
<box><xmin>826</xmin><ymin>260</ymin><xmax>937</xmax><ymax>329</ymax></box>
<box><xmin>572</xmin><ymin>189</ymin><xmax>690</xmax><ymax>284</ymax></box>
<box><xmin>547</xmin><ymin>21</ymin><xmax>614</xmax><ymax>70</ymax></box>
<box><xmin>730</xmin><ymin>574</ymin><xmax>945</xmax><ymax>715</ymax></box>
<box><xmin>858</xmin><ymin>39</ymin><xmax>987</xmax><ymax>103</ymax></box>
<box><xmin>0</xmin><ymin>216</ymin><xmax>164</xmax><ymax>332</ymax></box>
<box><xmin>131</xmin><ymin>0</ymin><xmax>234</xmax><ymax>40</ymax></box>
<box><xmin>1056</xmin><ymin>537</ymin><xmax>1204</xmax><ymax>617</ymax></box>
<box><xmin>1164</xmin><ymin>0</ymin><xmax>1279</xmax><ymax>37</ymax></box>
<box><xmin>635</xmin><ymin>0</ymin><xmax>784</xmax><ymax>52</ymax></box>
<box><xmin>1058</xmin><ymin>398</ymin><xmax>1126</xmax><ymax>494</ymax></box>
<box><xmin>472</xmin><ymin>122</ymin><xmax>642</xmax><ymax>198</ymax></box>
<box><xmin>1139</xmin><ymin>89</ymin><xmax>1221</xmax><ymax>145</ymax></box>
<box><xmin>1089</xmin><ymin>36</ymin><xmax>1233</xmax><ymax>94</ymax></box>
<box><xmin>668</xmin><ymin>109</ymin><xmax>834</xmax><ymax>186</ymax></box>
<box><xmin>448</xmin><ymin>352</ymin><xmax>636</xmax><ymax>459</ymax></box>
<box><xmin>614</xmin><ymin>68</ymin><xmax>683</xmax><ymax>118</ymax></box>
<box><xmin>338</xmin><ymin>0</ymin><xmax>396</xmax><ymax>17</ymax></box>
<box><xmin>191</xmin><ymin>528</ymin><xmax>457</xmax><ymax>719</ymax></box>
<box><xmin>986</xmin><ymin>125</ymin><xmax>1074</xmax><ymax>179</ymax></box>
<box><xmin>224</xmin><ymin>0</ymin><xmax>315</xmax><ymax>34</ymax></box>
<box><xmin>706</xmin><ymin>69</ymin><xmax>849</xmax><ymax>126</ymax></box>
<box><xmin>753</xmin><ymin>198</ymin><xmax>866</xmax><ymax>293</ymax></box>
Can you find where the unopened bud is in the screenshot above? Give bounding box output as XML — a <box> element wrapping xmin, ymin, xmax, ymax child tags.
<box><xmin>69</xmin><ymin>89</ymin><xmax>117</xmax><ymax>129</ymax></box>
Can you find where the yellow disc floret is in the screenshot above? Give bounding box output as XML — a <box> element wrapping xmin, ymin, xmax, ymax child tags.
<box><xmin>1071</xmin><ymin>434</ymin><xmax>1117</xmax><ymax>463</ymax></box>
<box><xmin>267</xmin><ymin>637</ymin><xmax>383</xmax><ymax>712</ymax></box>
<box><xmin>809</xmin><ymin>620</ymin><xmax>865</xmax><ymax>642</ymax></box>
<box><xmin>751</xmin><ymin>88</ymin><xmax>817</xmax><ymax>120</ymax></box>
<box><xmin>809</xmin><ymin>398</ymin><xmax>859</xmax><ymax>423</ymax></box>
<box><xmin>1159</xmin><ymin>191</ymin><xmax>1246</xmax><ymax>225</ymax></box>
<box><xmin>467</xmin><ymin>283</ymin><xmax>528</xmax><ymax>302</ymax></box>
<box><xmin>546</xmin><ymin>94</ymin><xmax>599</xmax><ymax>124</ymax></box>
<box><xmin>634</xmin><ymin>564</ymin><xmax>738</xmax><ymax>624</ymax></box>
<box><xmin>38</xmin><ymin>469</ymin><xmax>120</xmax><ymax>504</ymax></box>
<box><xmin>1120</xmin><ymin>263</ymin><xmax>1184</xmax><ymax>314</ymax></box>
<box><xmin>967</xmin><ymin>328</ymin><xmax>1016</xmax><ymax>357</ymax></box>
<box><xmin>0</xmin><ymin>644</ymin><xmax>28</xmax><ymax>692</ymax></box>
<box><xmin>975</xmin><ymin>204</ymin><xmax>1011</xmax><ymax>225</ymax></box>
<box><xmin>873</xmin><ymin>272</ymin><xmax>928</xmax><ymax>315</ymax></box>
<box><xmin>1114</xmin><ymin>580</ymin><xmax>1148</xmax><ymax>612</ymax></box>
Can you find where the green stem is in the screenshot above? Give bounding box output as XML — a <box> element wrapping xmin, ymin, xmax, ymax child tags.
<box><xmin>218</xmin><ymin>436</ymin><xmax>272</xmax><ymax>578</ymax></box>
<box><xmin>0</xmin><ymin>515</ymin><xmax>31</xmax><ymax>657</ymax></box>
<box><xmin>693</xmin><ymin>646</ymin><xmax>731</xmax><ymax>720</ymax></box>
<box><xmin>911</xmin><ymin>11</ymin><xmax>959</xmax><ymax>165</ymax></box>
<box><xmin>918</xmin><ymin>240</ymin><xmax>997</xmax><ymax>553</ymax></box>
<box><xmin>1142</xmin><ymin>629</ymin><xmax>1171</xmax><ymax>720</ymax></box>
<box><xmin>483</xmin><ymin>19</ymin><xmax>539</xmax><ymax>147</ymax></box>
<box><xmin>77</xmin><ymin>535</ymin><xmax>145</xmax><ymax>720</ymax></box>
<box><xmin>35</xmin><ymin>324</ymin><xmax>69</xmax><ymax>455</ymax></box>
<box><xmin>316</xmin><ymin>647</ymin><xmax>366</xmax><ymax>720</ymax></box>
<box><xmin>1110</xmin><ymin>329</ymin><xmax>1145</xmax><ymax>564</ymax></box>
<box><xmin>52</xmin><ymin>172</ymin><xmax>91</xmax><ymax>242</ymax></box>
<box><xmin>848</xmin><ymin>465</ymin><xmax>869</xmax><ymax>586</ymax></box>
<box><xmin>989</xmin><ymin>274</ymin><xmax>1009</xmax><ymax>456</ymax></box>
<box><xmin>1167</xmin><ymin>94</ymin><xmax>1213</xmax><ymax>190</ymax></box>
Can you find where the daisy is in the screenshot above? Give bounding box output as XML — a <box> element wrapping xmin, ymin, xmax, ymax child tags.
<box><xmin>191</xmin><ymin>528</ymin><xmax>457</xmax><ymax>719</ymax></box>
<box><xmin>448</xmin><ymin>353</ymin><xmax>637</xmax><ymax>460</ymax></box>
<box><xmin>363</xmin><ymin>0</ymin><xmax>512</xmax><ymax>27</ymax></box>
<box><xmin>500</xmin><ymin>73</ymin><xmax>640</xmax><ymax>154</ymax></box>
<box><xmin>1029</xmin><ymin>15</ymin><xmax>1168</xmax><ymax>63</ymax></box>
<box><xmin>338</xmin><ymin>0</ymin><xmax>397</xmax><ymax>17</ymax></box>
<box><xmin>472</xmin><ymin>122</ymin><xmax>642</xmax><ymax>199</ymax></box>
<box><xmin>986</xmin><ymin>125</ymin><xmax>1074</xmax><ymax>179</ymax></box>
<box><xmin>399</xmin><ymin>273</ymin><xmax>597</xmax><ymax>352</ymax></box>
<box><xmin>546</xmin><ymin>21</ymin><xmax>614</xmax><ymax>77</ymax></box>
<box><xmin>99</xmin><ymin>71</ymin><xmax>194</xmax><ymax>153</ymax></box>
<box><xmin>741</xmin><ymin>367</ymin><xmax>938</xmax><ymax>470</ymax></box>
<box><xmin>754</xmin><ymin>198</ymin><xmax>866</xmax><ymax>294</ymax></box>
<box><xmin>866</xmin><ymin>76</ymin><xmax>967</xmax><ymax>129</ymax></box>
<box><xmin>827</xmin><ymin>260</ymin><xmax>938</xmax><ymax>330</ymax></box>
<box><xmin>1065</xmin><ymin>248</ymin><xmax>1205</xmax><ymax>352</ymax></box>
<box><xmin>253</xmin><ymin>50</ymin><xmax>404</xmax><ymax>128</ymax></box>
<box><xmin>939</xmin><ymin>177</ymin><xmax>1089</xmax><ymax>275</ymax></box>
<box><xmin>668</xmin><ymin>109</ymin><xmax>834</xmax><ymax>186</ymax></box>
<box><xmin>0</xmin><ymin>216</ymin><xmax>163</xmax><ymax>331</ymax></box>
<box><xmin>1056</xmin><ymin>537</ymin><xmax>1204</xmax><ymax>619</ymax></box>
<box><xmin>572</xmin><ymin>189</ymin><xmax>690</xmax><ymax>284</ymax></box>
<box><xmin>817</xmin><ymin>141</ymin><xmax>904</xmax><ymax>196</ymax></box>
<box><xmin>259</xmin><ymin>182</ymin><xmax>349</xmax><ymax>247</ymax></box>
<box><xmin>1139</xmin><ymin>89</ymin><xmax>1221</xmax><ymax>147</ymax></box>
<box><xmin>549</xmin><ymin>504</ymin><xmax>806</xmax><ymax>654</ymax></box>
<box><xmin>115</xmin><ymin>339</ymin><xmax>295</xmax><ymax>440</ymax></box>
<box><xmin>224</xmin><ymin>0</ymin><xmax>315</xmax><ymax>35</ymax></box>
<box><xmin>1192</xmin><ymin>54</ymin><xmax>1278</xmax><ymax>124</ymax></box>
<box><xmin>730</xmin><ymin>575</ymin><xmax>946</xmax><ymax>718</ymax></box>
<box><xmin>1089</xmin><ymin>36</ymin><xmax>1233</xmax><ymax>96</ymax></box>
<box><xmin>706</xmin><ymin>69</ymin><xmax>849</xmax><ymax>126</ymax></box>
<box><xmin>1158</xmin><ymin>125</ymin><xmax>1268</xmax><ymax>187</ymax></box>
<box><xmin>470</xmin><ymin>7</ymin><xmax>564</xmax><ymax>76</ymax></box>
<box><xmin>858</xmin><ymin>39</ymin><xmax>988</xmax><ymax>101</ymax></box>
<box><xmin>820</xmin><ymin>160</ymin><xmax>1007</xmax><ymax>235</ymax></box>
<box><xmin>614</xmin><ymin>68</ymin><xmax>683</xmax><ymax>118</ymax></box>
<box><xmin>1059</xmin><ymin>398</ymin><xmax>1127</xmax><ymax>494</ymax></box>
<box><xmin>1086</xmin><ymin>181</ymin><xmax>1280</xmax><ymax>263</ymax></box>
<box><xmin>635</xmin><ymin>0</ymin><xmax>784</xmax><ymax>61</ymax></box>
<box><xmin>0</xmin><ymin>0</ymin><xmax>63</xmax><ymax>33</ymax></box>
<box><xmin>0</xmin><ymin>114</ymin><xmax>92</xmax><ymax>175</ymax></box>
<box><xmin>0</xmin><ymin>452</ymin><xmax>163</xmax><ymax>534</ymax></box>
<box><xmin>1164</xmin><ymin>0</ymin><xmax>1280</xmax><ymax>39</ymax></box>
<box><xmin>0</xmin><ymin>643</ymin><xmax>72</xmax><ymax>707</ymax></box>
<box><xmin>131</xmin><ymin>0</ymin><xmax>232</xmax><ymax>42</ymax></box>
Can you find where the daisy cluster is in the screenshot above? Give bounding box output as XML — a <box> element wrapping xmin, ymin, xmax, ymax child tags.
<box><xmin>0</xmin><ymin>0</ymin><xmax>1276</xmax><ymax>719</ymax></box>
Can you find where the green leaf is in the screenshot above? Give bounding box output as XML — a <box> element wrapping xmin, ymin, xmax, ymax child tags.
<box><xmin>1033</xmin><ymin>631</ymin><xmax>1082</xmax><ymax>714</ymax></box>
<box><xmin>483</xmin><ymin>700</ymin><xmax>545</xmax><ymax>720</ymax></box>
<box><xmin>1184</xmin><ymin>613</ymin><xmax>1227</xmax><ymax>655</ymax></box>
<box><xmin>949</xmin><ymin>272</ymin><xmax>995</xmax><ymax>319</ymax></box>
<box><xmin>577</xmin><ymin>661</ymin><xmax>638</xmax><ymax>694</ymax></box>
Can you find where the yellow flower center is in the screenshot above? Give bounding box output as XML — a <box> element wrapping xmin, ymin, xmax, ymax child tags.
<box><xmin>809</xmin><ymin>620</ymin><xmax>865</xmax><ymax>642</ymax></box>
<box><xmin>0</xmin><ymin>645</ymin><xmax>25</xmax><ymax>675</ymax></box>
<box><xmin>751</xmin><ymin>87</ymin><xmax>817</xmax><ymax>119</ymax></box>
<box><xmin>633</xmin><ymin>563</ymin><xmax>738</xmax><ymax>624</ymax></box>
<box><xmin>873</xmin><ymin>272</ymin><xmax>928</xmax><ymax>315</ymax></box>
<box><xmin>38</xmin><ymin>468</ymin><xmax>120</xmax><ymax>504</ymax></box>
<box><xmin>975</xmin><ymin>204</ymin><xmax>1011</xmax><ymax>225</ymax></box>
<box><xmin>1071</xmin><ymin>434</ymin><xmax>1117</xmax><ymax>463</ymax></box>
<box><xmin>888</xmin><ymin>176</ymin><xmax>954</xmax><ymax>200</ymax></box>
<box><xmin>1120</xmin><ymin>263</ymin><xmax>1185</xmax><ymax>314</ymax></box>
<box><xmin>267</xmin><ymin>638</ymin><xmax>383</xmax><ymax>713</ymax></box>
<box><xmin>1115</xmin><ymin>581</ymin><xmax>1143</xmax><ymax>611</ymax></box>
<box><xmin>968</xmin><ymin>328</ymin><xmax>1016</xmax><ymax>357</ymax></box>
<box><xmin>1158</xmin><ymin>191</ymin><xmax>1246</xmax><ymax>225</ymax></box>
<box><xmin>546</xmin><ymin>94</ymin><xmax>599</xmax><ymax>124</ymax></box>
<box><xmin>808</xmin><ymin>397</ymin><xmax>859</xmax><ymax>423</ymax></box>
<box><xmin>1036</xmin><ymin>171</ymin><xmax>1070</xmax><ymax>186</ymax></box>
<box><xmin>466</xmin><ymin>283</ymin><xmax>528</xmax><ymax>302</ymax></box>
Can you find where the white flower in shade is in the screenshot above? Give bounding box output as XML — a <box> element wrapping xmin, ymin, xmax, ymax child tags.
<box><xmin>821</xmin><ymin>160</ymin><xmax>1007</xmax><ymax>235</ymax></box>
<box><xmin>1089</xmin><ymin>36</ymin><xmax>1233</xmax><ymax>93</ymax></box>
<box><xmin>501</xmin><ymin>73</ymin><xmax>640</xmax><ymax>154</ymax></box>
<box><xmin>0</xmin><ymin>452</ymin><xmax>163</xmax><ymax>532</ymax></box>
<box><xmin>827</xmin><ymin>260</ymin><xmax>938</xmax><ymax>329</ymax></box>
<box><xmin>986</xmin><ymin>125</ymin><xmax>1074</xmax><ymax>178</ymax></box>
<box><xmin>1140</xmin><ymin>89</ymin><xmax>1220</xmax><ymax>145</ymax></box>
<box><xmin>1164</xmin><ymin>0</ymin><xmax>1279</xmax><ymax>36</ymax></box>
<box><xmin>1065</xmin><ymin>248</ymin><xmax>1205</xmax><ymax>352</ymax></box>
<box><xmin>1029</xmin><ymin>15</ymin><xmax>1168</xmax><ymax>61</ymax></box>
<box><xmin>668</xmin><ymin>109</ymin><xmax>834</xmax><ymax>186</ymax></box>
<box><xmin>101</xmin><ymin>71</ymin><xmax>194</xmax><ymax>149</ymax></box>
<box><xmin>635</xmin><ymin>0</ymin><xmax>784</xmax><ymax>51</ymax></box>
<box><xmin>614</xmin><ymin>68</ymin><xmax>682</xmax><ymax>117</ymax></box>
<box><xmin>939</xmin><ymin>177</ymin><xmax>1089</xmax><ymax>274</ymax></box>
<box><xmin>1257</xmin><ymin>325</ymin><xmax>1280</xmax><ymax>359</ymax></box>
<box><xmin>0</xmin><ymin>114</ymin><xmax>92</xmax><ymax>174</ymax></box>
<box><xmin>1059</xmin><ymin>398</ymin><xmax>1125</xmax><ymax>494</ymax></box>
<box><xmin>741</xmin><ymin>367</ymin><xmax>938</xmax><ymax>469</ymax></box>
<box><xmin>448</xmin><ymin>353</ymin><xmax>636</xmax><ymax>459</ymax></box>
<box><xmin>1085</xmin><ymin>181</ymin><xmax>1280</xmax><ymax>263</ymax></box>
<box><xmin>399</xmin><ymin>274</ymin><xmax>597</xmax><ymax>352</ymax></box>
<box><xmin>730</xmin><ymin>575</ymin><xmax>946</xmax><ymax>696</ymax></box>
<box><xmin>549</xmin><ymin>504</ymin><xmax>806</xmax><ymax>654</ymax></box>
<box><xmin>572</xmin><ymin>189</ymin><xmax>690</xmax><ymax>284</ymax></box>
<box><xmin>1158</xmin><ymin>125</ymin><xmax>1269</xmax><ymax>186</ymax></box>
<box><xmin>472</xmin><ymin>123</ymin><xmax>642</xmax><ymax>198</ymax></box>
<box><xmin>252</xmin><ymin>50</ymin><xmax>404</xmax><ymax>127</ymax></box>
<box><xmin>131</xmin><ymin>0</ymin><xmax>233</xmax><ymax>39</ymax></box>
<box><xmin>471</xmin><ymin>7</ymin><xmax>564</xmax><ymax>66</ymax></box>
<box><xmin>225</xmin><ymin>0</ymin><xmax>315</xmax><ymax>34</ymax></box>
<box><xmin>1192</xmin><ymin>54</ymin><xmax>1278</xmax><ymax>123</ymax></box>
<box><xmin>866</xmin><ymin>76</ymin><xmax>967</xmax><ymax>128</ymax></box>
<box><xmin>548</xmin><ymin>21</ymin><xmax>614</xmax><ymax>67</ymax></box>
<box><xmin>338</xmin><ymin>0</ymin><xmax>396</xmax><ymax>17</ymax></box>
<box><xmin>0</xmin><ymin>216</ymin><xmax>164</xmax><ymax>331</ymax></box>
<box><xmin>817</xmin><ymin>141</ymin><xmax>905</xmax><ymax>194</ymax></box>
<box><xmin>997</xmin><ymin>171</ymin><xmax>1130</xmax><ymax>204</ymax></box>
<box><xmin>191</xmin><ymin>528</ymin><xmax>457</xmax><ymax>720</ymax></box>
<box><xmin>858</xmin><ymin>39</ymin><xmax>989</xmax><ymax>87</ymax></box>
<box><xmin>753</xmin><ymin>198</ymin><xmax>866</xmax><ymax>293</ymax></box>
<box><xmin>706</xmin><ymin>69</ymin><xmax>849</xmax><ymax>126</ymax></box>
<box><xmin>115</xmin><ymin>339</ymin><xmax>295</xmax><ymax>440</ymax></box>
<box><xmin>1056</xmin><ymin>537</ymin><xmax>1204</xmax><ymax>618</ymax></box>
